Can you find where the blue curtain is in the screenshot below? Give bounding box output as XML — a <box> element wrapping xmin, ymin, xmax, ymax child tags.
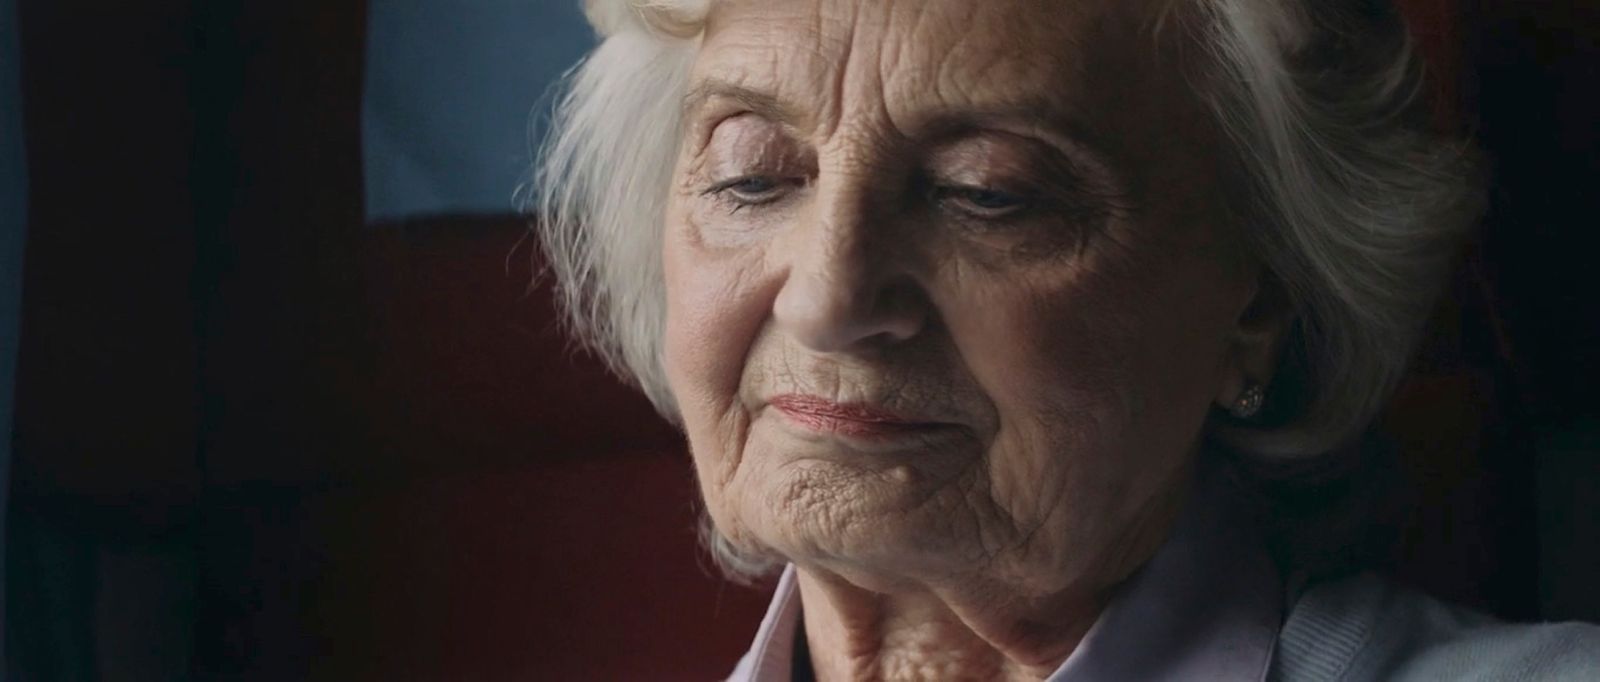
<box><xmin>363</xmin><ymin>0</ymin><xmax>595</xmax><ymax>222</ymax></box>
<box><xmin>1</xmin><ymin>0</ymin><xmax>30</xmax><ymax>663</ymax></box>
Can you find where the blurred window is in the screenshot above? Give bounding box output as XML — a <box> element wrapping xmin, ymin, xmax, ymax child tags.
<box><xmin>363</xmin><ymin>0</ymin><xmax>594</xmax><ymax>221</ymax></box>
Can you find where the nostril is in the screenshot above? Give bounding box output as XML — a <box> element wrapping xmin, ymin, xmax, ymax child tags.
<box><xmin>863</xmin><ymin>285</ymin><xmax>927</xmax><ymax>343</ymax></box>
<box><xmin>772</xmin><ymin>272</ymin><xmax>927</xmax><ymax>353</ymax></box>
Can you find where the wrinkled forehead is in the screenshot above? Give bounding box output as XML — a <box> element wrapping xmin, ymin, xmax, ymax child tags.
<box><xmin>692</xmin><ymin>0</ymin><xmax>1192</xmax><ymax>144</ymax></box>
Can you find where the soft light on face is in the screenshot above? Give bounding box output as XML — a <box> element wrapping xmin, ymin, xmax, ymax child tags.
<box><xmin>662</xmin><ymin>0</ymin><xmax>1266</xmax><ymax>596</ymax></box>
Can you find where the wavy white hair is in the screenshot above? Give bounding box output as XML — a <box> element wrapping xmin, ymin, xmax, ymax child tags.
<box><xmin>532</xmin><ymin>0</ymin><xmax>1483</xmax><ymax>576</ymax></box>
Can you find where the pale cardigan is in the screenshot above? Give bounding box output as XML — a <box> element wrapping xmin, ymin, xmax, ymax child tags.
<box><xmin>1272</xmin><ymin>572</ymin><xmax>1600</xmax><ymax>681</ymax></box>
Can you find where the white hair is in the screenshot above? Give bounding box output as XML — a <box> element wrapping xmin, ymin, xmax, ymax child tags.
<box><xmin>1193</xmin><ymin>0</ymin><xmax>1483</xmax><ymax>456</ymax></box>
<box><xmin>532</xmin><ymin>0</ymin><xmax>1483</xmax><ymax>577</ymax></box>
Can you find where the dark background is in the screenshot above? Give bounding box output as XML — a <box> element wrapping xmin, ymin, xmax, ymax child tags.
<box><xmin>2</xmin><ymin>0</ymin><xmax>1597</xmax><ymax>679</ymax></box>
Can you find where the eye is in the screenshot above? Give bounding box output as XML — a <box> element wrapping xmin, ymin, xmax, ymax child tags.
<box><xmin>933</xmin><ymin>185</ymin><xmax>1032</xmax><ymax>219</ymax></box>
<box><xmin>703</xmin><ymin>175</ymin><xmax>800</xmax><ymax>209</ymax></box>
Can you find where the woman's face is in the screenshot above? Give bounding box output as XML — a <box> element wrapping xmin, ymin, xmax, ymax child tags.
<box><xmin>663</xmin><ymin>0</ymin><xmax>1270</xmax><ymax>595</ymax></box>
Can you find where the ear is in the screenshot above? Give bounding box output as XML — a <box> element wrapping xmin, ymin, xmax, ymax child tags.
<box><xmin>1216</xmin><ymin>270</ymin><xmax>1294</xmax><ymax>410</ymax></box>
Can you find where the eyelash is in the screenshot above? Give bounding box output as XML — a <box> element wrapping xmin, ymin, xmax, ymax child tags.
<box><xmin>701</xmin><ymin>175</ymin><xmax>801</xmax><ymax>212</ymax></box>
<box><xmin>929</xmin><ymin>185</ymin><xmax>1033</xmax><ymax>221</ymax></box>
<box><xmin>701</xmin><ymin>175</ymin><xmax>1037</xmax><ymax>222</ymax></box>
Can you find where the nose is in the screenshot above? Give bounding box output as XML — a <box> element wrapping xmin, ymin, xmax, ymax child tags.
<box><xmin>772</xmin><ymin>188</ymin><xmax>928</xmax><ymax>354</ymax></box>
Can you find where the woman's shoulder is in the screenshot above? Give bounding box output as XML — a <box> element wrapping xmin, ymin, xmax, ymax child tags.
<box><xmin>1271</xmin><ymin>572</ymin><xmax>1600</xmax><ymax>681</ymax></box>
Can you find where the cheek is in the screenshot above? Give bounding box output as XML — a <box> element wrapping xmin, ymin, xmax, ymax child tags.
<box><xmin>947</xmin><ymin>263</ymin><xmax>1226</xmax><ymax>516</ymax></box>
<box><xmin>661</xmin><ymin>217</ymin><xmax>776</xmax><ymax>472</ymax></box>
<box><xmin>950</xmin><ymin>266</ymin><xmax>1141</xmax><ymax>429</ymax></box>
<box><xmin>958</xmin><ymin>282</ymin><xmax>1140</xmax><ymax>483</ymax></box>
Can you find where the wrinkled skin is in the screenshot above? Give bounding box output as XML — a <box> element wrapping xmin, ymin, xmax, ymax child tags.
<box><xmin>660</xmin><ymin>0</ymin><xmax>1287</xmax><ymax>678</ymax></box>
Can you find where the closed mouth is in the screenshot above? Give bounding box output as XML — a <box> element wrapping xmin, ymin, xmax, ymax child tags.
<box><xmin>766</xmin><ymin>394</ymin><xmax>948</xmax><ymax>438</ymax></box>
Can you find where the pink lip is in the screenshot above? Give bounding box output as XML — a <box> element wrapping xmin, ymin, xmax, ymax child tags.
<box><xmin>767</xmin><ymin>394</ymin><xmax>944</xmax><ymax>438</ymax></box>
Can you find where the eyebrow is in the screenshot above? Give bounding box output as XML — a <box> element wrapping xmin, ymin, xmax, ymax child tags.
<box><xmin>681</xmin><ymin>79</ymin><xmax>810</xmax><ymax>129</ymax></box>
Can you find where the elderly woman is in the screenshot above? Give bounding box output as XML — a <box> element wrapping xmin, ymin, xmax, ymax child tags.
<box><xmin>535</xmin><ymin>0</ymin><xmax>1600</xmax><ymax>679</ymax></box>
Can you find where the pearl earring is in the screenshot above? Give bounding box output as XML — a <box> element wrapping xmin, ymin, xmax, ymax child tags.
<box><xmin>1230</xmin><ymin>383</ymin><xmax>1266</xmax><ymax>419</ymax></box>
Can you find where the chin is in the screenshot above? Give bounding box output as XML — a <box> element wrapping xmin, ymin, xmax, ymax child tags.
<box><xmin>731</xmin><ymin>456</ymin><xmax>993</xmax><ymax>575</ymax></box>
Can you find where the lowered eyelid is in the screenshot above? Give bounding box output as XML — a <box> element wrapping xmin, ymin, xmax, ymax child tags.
<box><xmin>702</xmin><ymin>122</ymin><xmax>814</xmax><ymax>180</ymax></box>
<box><xmin>939</xmin><ymin>147</ymin><xmax>1129</xmax><ymax>218</ymax></box>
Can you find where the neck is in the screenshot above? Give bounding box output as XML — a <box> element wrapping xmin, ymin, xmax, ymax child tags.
<box><xmin>790</xmin><ymin>468</ymin><xmax>1194</xmax><ymax>681</ymax></box>
<box><xmin>786</xmin><ymin>460</ymin><xmax>1204</xmax><ymax>681</ymax></box>
<box><xmin>794</xmin><ymin>568</ymin><xmax>1106</xmax><ymax>682</ymax></box>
